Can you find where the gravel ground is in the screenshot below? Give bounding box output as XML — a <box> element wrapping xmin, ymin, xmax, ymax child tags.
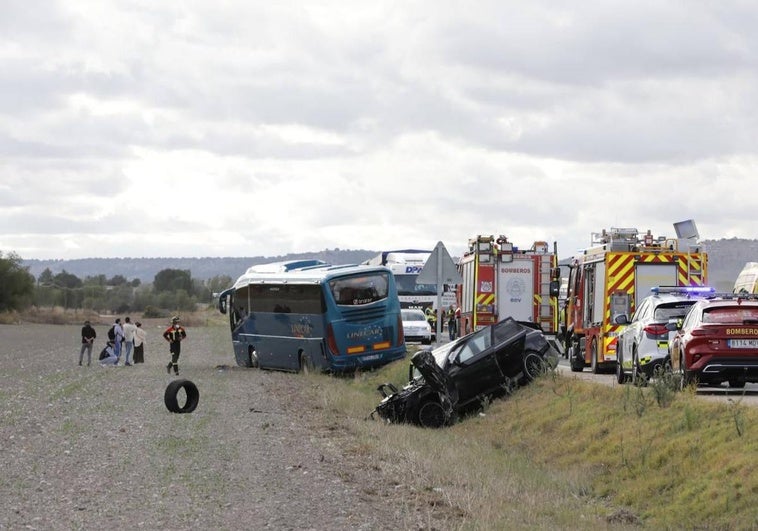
<box><xmin>0</xmin><ymin>323</ymin><xmax>444</xmax><ymax>530</ymax></box>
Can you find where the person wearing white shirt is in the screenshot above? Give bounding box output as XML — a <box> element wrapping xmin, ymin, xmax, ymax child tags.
<box><xmin>122</xmin><ymin>316</ymin><xmax>138</xmax><ymax>366</ymax></box>
<box><xmin>133</xmin><ymin>321</ymin><xmax>147</xmax><ymax>364</ymax></box>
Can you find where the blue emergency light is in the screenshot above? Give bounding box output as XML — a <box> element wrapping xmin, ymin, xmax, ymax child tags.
<box><xmin>650</xmin><ymin>286</ymin><xmax>715</xmax><ymax>295</ymax></box>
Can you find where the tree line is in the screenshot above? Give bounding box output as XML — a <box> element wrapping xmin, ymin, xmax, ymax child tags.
<box><xmin>0</xmin><ymin>251</ymin><xmax>232</xmax><ymax>316</ymax></box>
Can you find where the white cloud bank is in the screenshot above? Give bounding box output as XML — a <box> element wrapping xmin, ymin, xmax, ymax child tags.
<box><xmin>1</xmin><ymin>0</ymin><xmax>756</xmax><ymax>260</ymax></box>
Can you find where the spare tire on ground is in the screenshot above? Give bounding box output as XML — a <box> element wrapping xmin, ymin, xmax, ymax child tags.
<box><xmin>164</xmin><ymin>379</ymin><xmax>200</xmax><ymax>413</ymax></box>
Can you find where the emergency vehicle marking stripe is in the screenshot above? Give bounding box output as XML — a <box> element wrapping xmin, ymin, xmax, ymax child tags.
<box><xmin>607</xmin><ymin>255</ymin><xmax>635</xmax><ymax>295</ymax></box>
<box><xmin>605</xmin><ymin>254</ymin><xmax>676</xmax><ymax>326</ymax></box>
<box><xmin>677</xmin><ymin>255</ymin><xmax>705</xmax><ymax>286</ymax></box>
<box><xmin>476</xmin><ymin>293</ymin><xmax>494</xmax><ymax>306</ymax></box>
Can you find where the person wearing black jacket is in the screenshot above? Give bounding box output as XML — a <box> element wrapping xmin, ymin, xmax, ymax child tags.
<box><xmin>79</xmin><ymin>320</ymin><xmax>97</xmax><ymax>366</ymax></box>
<box><xmin>163</xmin><ymin>316</ymin><xmax>186</xmax><ymax>375</ymax></box>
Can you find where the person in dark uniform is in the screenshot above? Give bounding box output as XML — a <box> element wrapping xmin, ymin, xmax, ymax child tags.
<box><xmin>79</xmin><ymin>320</ymin><xmax>97</xmax><ymax>366</ymax></box>
<box><xmin>163</xmin><ymin>316</ymin><xmax>186</xmax><ymax>375</ymax></box>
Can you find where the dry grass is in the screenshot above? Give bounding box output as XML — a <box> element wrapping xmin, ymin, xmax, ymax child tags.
<box><xmin>5</xmin><ymin>315</ymin><xmax>757</xmax><ymax>529</ymax></box>
<box><xmin>307</xmin><ymin>350</ymin><xmax>758</xmax><ymax>529</ymax></box>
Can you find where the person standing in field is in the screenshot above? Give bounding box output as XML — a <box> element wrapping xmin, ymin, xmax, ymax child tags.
<box><xmin>163</xmin><ymin>316</ymin><xmax>186</xmax><ymax>376</ymax></box>
<box><xmin>112</xmin><ymin>318</ymin><xmax>124</xmax><ymax>364</ymax></box>
<box><xmin>133</xmin><ymin>321</ymin><xmax>146</xmax><ymax>364</ymax></box>
<box><xmin>79</xmin><ymin>320</ymin><xmax>97</xmax><ymax>366</ymax></box>
<box><xmin>122</xmin><ymin>316</ymin><xmax>137</xmax><ymax>366</ymax></box>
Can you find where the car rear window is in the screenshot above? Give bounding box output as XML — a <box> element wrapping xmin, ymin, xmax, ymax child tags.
<box><xmin>654</xmin><ymin>302</ymin><xmax>696</xmax><ymax>321</ymax></box>
<box><xmin>702</xmin><ymin>307</ymin><xmax>758</xmax><ymax>323</ymax></box>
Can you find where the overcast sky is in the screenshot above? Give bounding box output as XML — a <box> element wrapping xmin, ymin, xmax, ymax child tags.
<box><xmin>1</xmin><ymin>1</ymin><xmax>756</xmax><ymax>261</ymax></box>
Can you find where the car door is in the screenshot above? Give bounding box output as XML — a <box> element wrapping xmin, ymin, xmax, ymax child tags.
<box><xmin>446</xmin><ymin>327</ymin><xmax>503</xmax><ymax>407</ymax></box>
<box><xmin>625</xmin><ymin>299</ymin><xmax>649</xmax><ymax>359</ymax></box>
<box><xmin>490</xmin><ymin>319</ymin><xmax>529</xmax><ymax>379</ymax></box>
<box><xmin>670</xmin><ymin>304</ymin><xmax>700</xmax><ymax>372</ymax></box>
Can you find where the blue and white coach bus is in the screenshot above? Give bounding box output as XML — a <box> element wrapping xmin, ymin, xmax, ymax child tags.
<box><xmin>217</xmin><ymin>259</ymin><xmax>407</xmax><ymax>373</ymax></box>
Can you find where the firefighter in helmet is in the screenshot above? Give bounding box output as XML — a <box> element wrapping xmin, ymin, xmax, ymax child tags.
<box><xmin>163</xmin><ymin>316</ymin><xmax>187</xmax><ymax>376</ymax></box>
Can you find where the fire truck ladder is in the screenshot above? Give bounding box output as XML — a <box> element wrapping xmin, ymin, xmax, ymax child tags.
<box><xmin>686</xmin><ymin>249</ymin><xmax>705</xmax><ymax>285</ymax></box>
<box><xmin>538</xmin><ymin>257</ymin><xmax>554</xmax><ymax>332</ymax></box>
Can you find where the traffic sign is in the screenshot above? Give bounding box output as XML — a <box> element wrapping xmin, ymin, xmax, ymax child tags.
<box><xmin>417</xmin><ymin>241</ymin><xmax>462</xmax><ymax>285</ymax></box>
<box><xmin>416</xmin><ymin>241</ymin><xmax>462</xmax><ymax>344</ymax></box>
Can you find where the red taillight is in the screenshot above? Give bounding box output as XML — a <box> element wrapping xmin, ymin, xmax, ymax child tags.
<box><xmin>644</xmin><ymin>324</ymin><xmax>668</xmax><ymax>337</ymax></box>
<box><xmin>397</xmin><ymin>314</ymin><xmax>404</xmax><ymax>346</ymax></box>
<box><xmin>326</xmin><ymin>323</ymin><xmax>339</xmax><ymax>355</ymax></box>
<box><xmin>690</xmin><ymin>327</ymin><xmax>715</xmax><ymax>337</ymax></box>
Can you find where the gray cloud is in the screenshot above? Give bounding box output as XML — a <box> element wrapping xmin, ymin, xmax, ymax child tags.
<box><xmin>1</xmin><ymin>1</ymin><xmax>757</xmax><ymax>259</ymax></box>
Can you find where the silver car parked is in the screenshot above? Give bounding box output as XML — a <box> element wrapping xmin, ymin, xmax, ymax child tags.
<box><xmin>615</xmin><ymin>286</ymin><xmax>714</xmax><ymax>384</ymax></box>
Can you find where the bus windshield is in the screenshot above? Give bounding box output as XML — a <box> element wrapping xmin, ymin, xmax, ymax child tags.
<box><xmin>329</xmin><ymin>272</ymin><xmax>389</xmax><ymax>305</ymax></box>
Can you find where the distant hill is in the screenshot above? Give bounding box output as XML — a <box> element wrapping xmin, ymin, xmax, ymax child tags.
<box><xmin>22</xmin><ymin>249</ymin><xmax>380</xmax><ymax>284</ymax></box>
<box><xmin>21</xmin><ymin>239</ymin><xmax>758</xmax><ymax>291</ymax></box>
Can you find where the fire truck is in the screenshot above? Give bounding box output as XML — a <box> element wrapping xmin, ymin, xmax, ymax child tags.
<box><xmin>457</xmin><ymin>235</ymin><xmax>561</xmax><ymax>346</ymax></box>
<box><xmin>564</xmin><ymin>224</ymin><xmax>708</xmax><ymax>373</ymax></box>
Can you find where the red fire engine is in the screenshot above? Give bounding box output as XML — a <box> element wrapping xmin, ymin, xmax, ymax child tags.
<box><xmin>564</xmin><ymin>224</ymin><xmax>708</xmax><ymax>373</ymax></box>
<box><xmin>457</xmin><ymin>235</ymin><xmax>561</xmax><ymax>345</ymax></box>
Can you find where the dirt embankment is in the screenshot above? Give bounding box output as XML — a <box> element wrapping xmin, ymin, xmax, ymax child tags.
<box><xmin>0</xmin><ymin>323</ymin><xmax>448</xmax><ymax>530</ymax></box>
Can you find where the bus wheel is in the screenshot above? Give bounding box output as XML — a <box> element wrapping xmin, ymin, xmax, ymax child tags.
<box><xmin>300</xmin><ymin>353</ymin><xmax>314</xmax><ymax>375</ymax></box>
<box><xmin>164</xmin><ymin>379</ymin><xmax>199</xmax><ymax>414</ymax></box>
<box><xmin>248</xmin><ymin>347</ymin><xmax>259</xmax><ymax>368</ymax></box>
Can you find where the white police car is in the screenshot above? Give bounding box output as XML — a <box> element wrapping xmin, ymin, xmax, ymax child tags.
<box><xmin>615</xmin><ymin>286</ymin><xmax>714</xmax><ymax>384</ymax></box>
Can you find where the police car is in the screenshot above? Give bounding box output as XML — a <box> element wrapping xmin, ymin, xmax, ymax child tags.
<box><xmin>615</xmin><ymin>286</ymin><xmax>714</xmax><ymax>385</ymax></box>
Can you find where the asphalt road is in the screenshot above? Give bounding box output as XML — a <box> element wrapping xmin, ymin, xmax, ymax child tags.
<box><xmin>555</xmin><ymin>356</ymin><xmax>758</xmax><ymax>406</ymax></box>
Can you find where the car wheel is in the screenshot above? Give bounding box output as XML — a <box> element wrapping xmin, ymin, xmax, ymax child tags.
<box><xmin>164</xmin><ymin>379</ymin><xmax>200</xmax><ymax>414</ymax></box>
<box><xmin>300</xmin><ymin>352</ymin><xmax>314</xmax><ymax>375</ymax></box>
<box><xmin>679</xmin><ymin>354</ymin><xmax>697</xmax><ymax>390</ymax></box>
<box><xmin>673</xmin><ymin>354</ymin><xmax>685</xmax><ymax>391</ymax></box>
<box><xmin>590</xmin><ymin>339</ymin><xmax>599</xmax><ymax>374</ymax></box>
<box><xmin>616</xmin><ymin>347</ymin><xmax>627</xmax><ymax>384</ymax></box>
<box><xmin>682</xmin><ymin>370</ymin><xmax>697</xmax><ymax>388</ymax></box>
<box><xmin>522</xmin><ymin>350</ymin><xmax>546</xmax><ymax>383</ymax></box>
<box><xmin>728</xmin><ymin>380</ymin><xmax>746</xmax><ymax>389</ymax></box>
<box><xmin>417</xmin><ymin>400</ymin><xmax>447</xmax><ymax>428</ymax></box>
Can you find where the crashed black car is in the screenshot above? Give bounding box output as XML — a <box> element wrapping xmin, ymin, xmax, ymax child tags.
<box><xmin>371</xmin><ymin>317</ymin><xmax>560</xmax><ymax>428</ymax></box>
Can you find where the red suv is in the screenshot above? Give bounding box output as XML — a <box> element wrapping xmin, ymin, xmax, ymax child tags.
<box><xmin>669</xmin><ymin>294</ymin><xmax>758</xmax><ymax>388</ymax></box>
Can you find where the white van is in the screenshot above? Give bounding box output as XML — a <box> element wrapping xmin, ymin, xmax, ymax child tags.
<box><xmin>734</xmin><ymin>262</ymin><xmax>758</xmax><ymax>294</ymax></box>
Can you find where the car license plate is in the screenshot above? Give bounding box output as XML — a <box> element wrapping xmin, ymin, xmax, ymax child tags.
<box><xmin>362</xmin><ymin>354</ymin><xmax>380</xmax><ymax>361</ymax></box>
<box><xmin>728</xmin><ymin>339</ymin><xmax>758</xmax><ymax>348</ymax></box>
